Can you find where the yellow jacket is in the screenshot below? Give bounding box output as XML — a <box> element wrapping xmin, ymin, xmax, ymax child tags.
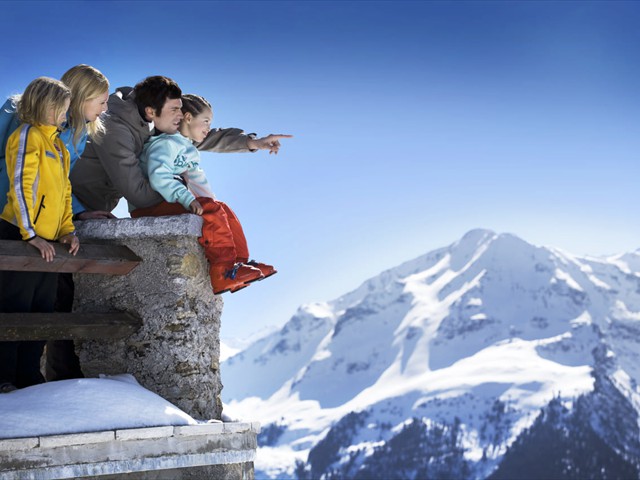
<box><xmin>1</xmin><ymin>124</ymin><xmax>74</xmax><ymax>241</ymax></box>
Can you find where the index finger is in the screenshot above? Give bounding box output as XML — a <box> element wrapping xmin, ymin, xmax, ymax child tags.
<box><xmin>269</xmin><ymin>134</ymin><xmax>293</xmax><ymax>139</ymax></box>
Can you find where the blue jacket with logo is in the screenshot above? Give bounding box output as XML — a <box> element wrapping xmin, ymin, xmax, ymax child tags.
<box><xmin>140</xmin><ymin>132</ymin><xmax>215</xmax><ymax>210</ymax></box>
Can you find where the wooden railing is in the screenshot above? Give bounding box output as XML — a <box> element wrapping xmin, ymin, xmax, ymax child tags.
<box><xmin>0</xmin><ymin>240</ymin><xmax>142</xmax><ymax>341</ymax></box>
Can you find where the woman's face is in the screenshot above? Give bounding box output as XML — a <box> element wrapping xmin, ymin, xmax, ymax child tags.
<box><xmin>183</xmin><ymin>108</ymin><xmax>212</xmax><ymax>143</ymax></box>
<box><xmin>83</xmin><ymin>90</ymin><xmax>109</xmax><ymax>122</ymax></box>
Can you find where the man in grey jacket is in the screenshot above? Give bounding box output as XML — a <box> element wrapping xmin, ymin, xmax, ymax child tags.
<box><xmin>70</xmin><ymin>75</ymin><xmax>291</xmax><ymax>213</ymax></box>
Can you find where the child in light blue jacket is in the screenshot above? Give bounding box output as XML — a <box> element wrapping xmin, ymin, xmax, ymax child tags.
<box><xmin>136</xmin><ymin>94</ymin><xmax>276</xmax><ymax>295</ymax></box>
<box><xmin>139</xmin><ymin>116</ymin><xmax>215</xmax><ymax>213</ymax></box>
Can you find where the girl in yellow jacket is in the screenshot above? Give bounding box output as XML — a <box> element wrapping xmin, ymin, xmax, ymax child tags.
<box><xmin>0</xmin><ymin>77</ymin><xmax>79</xmax><ymax>392</ymax></box>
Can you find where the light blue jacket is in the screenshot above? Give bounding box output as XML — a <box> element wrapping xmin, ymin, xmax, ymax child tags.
<box><xmin>140</xmin><ymin>132</ymin><xmax>215</xmax><ymax>210</ymax></box>
<box><xmin>0</xmin><ymin>98</ymin><xmax>87</xmax><ymax>214</ymax></box>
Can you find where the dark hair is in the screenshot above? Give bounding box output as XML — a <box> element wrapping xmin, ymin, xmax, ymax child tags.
<box><xmin>133</xmin><ymin>76</ymin><xmax>182</xmax><ymax>117</ymax></box>
<box><xmin>181</xmin><ymin>94</ymin><xmax>212</xmax><ymax>117</ymax></box>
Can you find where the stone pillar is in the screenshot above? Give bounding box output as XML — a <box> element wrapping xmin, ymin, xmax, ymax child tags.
<box><xmin>73</xmin><ymin>215</ymin><xmax>223</xmax><ymax>420</ymax></box>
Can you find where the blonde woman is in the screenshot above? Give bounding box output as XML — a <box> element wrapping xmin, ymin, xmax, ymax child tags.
<box><xmin>0</xmin><ymin>64</ymin><xmax>113</xmax><ymax>220</ymax></box>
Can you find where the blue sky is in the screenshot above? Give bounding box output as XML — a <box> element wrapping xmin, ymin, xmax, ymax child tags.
<box><xmin>1</xmin><ymin>1</ymin><xmax>638</xmax><ymax>339</ymax></box>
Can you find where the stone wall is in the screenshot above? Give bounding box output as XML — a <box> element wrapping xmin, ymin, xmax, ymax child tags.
<box><xmin>73</xmin><ymin>215</ymin><xmax>224</xmax><ymax>420</ymax></box>
<box><xmin>0</xmin><ymin>422</ymin><xmax>258</xmax><ymax>479</ymax></box>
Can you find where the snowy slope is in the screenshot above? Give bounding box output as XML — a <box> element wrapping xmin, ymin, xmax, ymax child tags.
<box><xmin>221</xmin><ymin>325</ymin><xmax>280</xmax><ymax>362</ymax></box>
<box><xmin>221</xmin><ymin>229</ymin><xmax>640</xmax><ymax>479</ymax></box>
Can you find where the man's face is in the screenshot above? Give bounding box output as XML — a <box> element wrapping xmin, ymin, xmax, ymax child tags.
<box><xmin>148</xmin><ymin>97</ymin><xmax>183</xmax><ymax>134</ymax></box>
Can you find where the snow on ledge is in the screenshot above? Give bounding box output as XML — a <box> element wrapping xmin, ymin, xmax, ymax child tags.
<box><xmin>0</xmin><ymin>375</ymin><xmax>260</xmax><ymax>478</ymax></box>
<box><xmin>0</xmin><ymin>374</ymin><xmax>259</xmax><ymax>440</ymax></box>
<box><xmin>0</xmin><ymin>374</ymin><xmax>201</xmax><ymax>439</ymax></box>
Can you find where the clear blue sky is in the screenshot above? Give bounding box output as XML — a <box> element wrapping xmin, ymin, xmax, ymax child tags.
<box><xmin>1</xmin><ymin>1</ymin><xmax>638</xmax><ymax>339</ymax></box>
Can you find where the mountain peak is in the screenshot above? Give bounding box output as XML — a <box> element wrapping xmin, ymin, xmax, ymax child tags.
<box><xmin>459</xmin><ymin>228</ymin><xmax>496</xmax><ymax>243</ymax></box>
<box><xmin>222</xmin><ymin>230</ymin><xmax>640</xmax><ymax>479</ymax></box>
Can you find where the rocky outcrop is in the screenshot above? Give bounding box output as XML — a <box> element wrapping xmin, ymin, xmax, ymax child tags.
<box><xmin>73</xmin><ymin>215</ymin><xmax>223</xmax><ymax>420</ymax></box>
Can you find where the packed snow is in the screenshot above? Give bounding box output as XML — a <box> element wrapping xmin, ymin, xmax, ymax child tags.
<box><xmin>0</xmin><ymin>374</ymin><xmax>198</xmax><ymax>439</ymax></box>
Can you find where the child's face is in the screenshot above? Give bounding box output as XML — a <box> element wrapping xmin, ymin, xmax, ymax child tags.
<box><xmin>183</xmin><ymin>109</ymin><xmax>212</xmax><ymax>143</ymax></box>
<box><xmin>47</xmin><ymin>98</ymin><xmax>71</xmax><ymax>128</ymax></box>
<box><xmin>83</xmin><ymin>90</ymin><xmax>109</xmax><ymax>122</ymax></box>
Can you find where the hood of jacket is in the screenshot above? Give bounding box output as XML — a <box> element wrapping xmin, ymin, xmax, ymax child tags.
<box><xmin>106</xmin><ymin>87</ymin><xmax>152</xmax><ymax>145</ymax></box>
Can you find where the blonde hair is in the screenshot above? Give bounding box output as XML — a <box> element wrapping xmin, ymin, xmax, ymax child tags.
<box><xmin>60</xmin><ymin>64</ymin><xmax>109</xmax><ymax>146</ymax></box>
<box><xmin>17</xmin><ymin>77</ymin><xmax>71</xmax><ymax>127</ymax></box>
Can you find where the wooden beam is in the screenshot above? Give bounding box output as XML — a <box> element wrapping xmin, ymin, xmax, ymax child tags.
<box><xmin>0</xmin><ymin>240</ymin><xmax>141</xmax><ymax>275</ymax></box>
<box><xmin>0</xmin><ymin>312</ymin><xmax>142</xmax><ymax>340</ymax></box>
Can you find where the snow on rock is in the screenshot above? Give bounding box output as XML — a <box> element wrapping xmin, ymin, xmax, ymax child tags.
<box><xmin>0</xmin><ymin>374</ymin><xmax>198</xmax><ymax>439</ymax></box>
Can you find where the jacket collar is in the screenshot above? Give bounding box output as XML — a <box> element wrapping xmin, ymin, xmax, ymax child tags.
<box><xmin>35</xmin><ymin>124</ymin><xmax>61</xmax><ymax>139</ymax></box>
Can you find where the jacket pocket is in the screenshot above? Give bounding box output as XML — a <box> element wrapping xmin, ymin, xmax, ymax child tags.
<box><xmin>34</xmin><ymin>195</ymin><xmax>46</xmax><ymax>224</ymax></box>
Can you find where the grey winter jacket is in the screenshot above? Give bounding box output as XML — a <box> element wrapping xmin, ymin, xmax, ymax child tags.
<box><xmin>70</xmin><ymin>87</ymin><xmax>253</xmax><ymax>212</ymax></box>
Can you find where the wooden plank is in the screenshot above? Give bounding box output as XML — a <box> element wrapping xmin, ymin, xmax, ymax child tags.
<box><xmin>0</xmin><ymin>240</ymin><xmax>141</xmax><ymax>274</ymax></box>
<box><xmin>0</xmin><ymin>312</ymin><xmax>141</xmax><ymax>340</ymax></box>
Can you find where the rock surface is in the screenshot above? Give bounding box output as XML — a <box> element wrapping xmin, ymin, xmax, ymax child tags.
<box><xmin>73</xmin><ymin>215</ymin><xmax>223</xmax><ymax>420</ymax></box>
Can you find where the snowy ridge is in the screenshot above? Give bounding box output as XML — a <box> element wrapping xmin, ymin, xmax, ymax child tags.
<box><xmin>221</xmin><ymin>229</ymin><xmax>640</xmax><ymax>479</ymax></box>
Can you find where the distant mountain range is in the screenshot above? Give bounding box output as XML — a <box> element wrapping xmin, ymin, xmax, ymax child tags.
<box><xmin>221</xmin><ymin>229</ymin><xmax>640</xmax><ymax>479</ymax></box>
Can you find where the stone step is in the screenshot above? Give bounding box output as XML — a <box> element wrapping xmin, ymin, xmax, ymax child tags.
<box><xmin>0</xmin><ymin>422</ymin><xmax>260</xmax><ymax>479</ymax></box>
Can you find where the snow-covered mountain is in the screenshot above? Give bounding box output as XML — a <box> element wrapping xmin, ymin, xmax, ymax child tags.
<box><xmin>221</xmin><ymin>229</ymin><xmax>640</xmax><ymax>479</ymax></box>
<box><xmin>221</xmin><ymin>325</ymin><xmax>280</xmax><ymax>362</ymax></box>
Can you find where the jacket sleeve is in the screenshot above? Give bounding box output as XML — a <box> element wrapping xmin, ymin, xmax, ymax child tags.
<box><xmin>92</xmin><ymin>121</ymin><xmax>163</xmax><ymax>209</ymax></box>
<box><xmin>195</xmin><ymin>128</ymin><xmax>253</xmax><ymax>153</ymax></box>
<box><xmin>0</xmin><ymin>99</ymin><xmax>20</xmax><ymax>208</ymax></box>
<box><xmin>61</xmin><ymin>128</ymin><xmax>88</xmax><ymax>215</ymax></box>
<box><xmin>7</xmin><ymin>127</ymin><xmax>39</xmax><ymax>240</ymax></box>
<box><xmin>144</xmin><ymin>140</ymin><xmax>195</xmax><ymax>210</ymax></box>
<box><xmin>71</xmin><ymin>193</ymin><xmax>86</xmax><ymax>215</ymax></box>
<box><xmin>0</xmin><ymin>99</ymin><xmax>19</xmax><ymax>155</ymax></box>
<box><xmin>58</xmin><ymin>145</ymin><xmax>75</xmax><ymax>237</ymax></box>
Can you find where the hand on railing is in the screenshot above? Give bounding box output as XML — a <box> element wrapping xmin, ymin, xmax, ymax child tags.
<box><xmin>59</xmin><ymin>234</ymin><xmax>80</xmax><ymax>256</ymax></box>
<box><xmin>28</xmin><ymin>236</ymin><xmax>56</xmax><ymax>262</ymax></box>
